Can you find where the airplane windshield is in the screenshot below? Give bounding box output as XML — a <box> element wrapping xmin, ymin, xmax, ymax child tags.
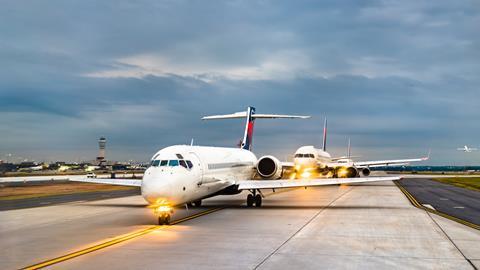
<box><xmin>168</xmin><ymin>160</ymin><xmax>179</xmax><ymax>166</ymax></box>
<box><xmin>151</xmin><ymin>159</ymin><xmax>193</xmax><ymax>168</ymax></box>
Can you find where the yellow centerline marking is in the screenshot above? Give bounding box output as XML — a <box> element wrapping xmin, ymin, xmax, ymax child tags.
<box><xmin>394</xmin><ymin>180</ymin><xmax>480</xmax><ymax>231</ymax></box>
<box><xmin>21</xmin><ymin>207</ymin><xmax>224</xmax><ymax>270</ymax></box>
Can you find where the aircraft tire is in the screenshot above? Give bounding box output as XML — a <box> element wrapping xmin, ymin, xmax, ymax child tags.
<box><xmin>193</xmin><ymin>200</ymin><xmax>202</xmax><ymax>207</ymax></box>
<box><xmin>247</xmin><ymin>194</ymin><xmax>254</xmax><ymax>207</ymax></box>
<box><xmin>254</xmin><ymin>194</ymin><xmax>262</xmax><ymax>207</ymax></box>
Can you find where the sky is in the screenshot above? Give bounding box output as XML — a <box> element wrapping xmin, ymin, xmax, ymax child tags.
<box><xmin>0</xmin><ymin>0</ymin><xmax>479</xmax><ymax>164</ymax></box>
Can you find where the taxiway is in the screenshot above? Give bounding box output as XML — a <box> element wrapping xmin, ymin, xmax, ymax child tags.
<box><xmin>1</xmin><ymin>180</ymin><xmax>479</xmax><ymax>269</ymax></box>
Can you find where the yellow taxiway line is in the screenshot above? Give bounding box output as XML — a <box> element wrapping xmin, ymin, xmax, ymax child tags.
<box><xmin>394</xmin><ymin>180</ymin><xmax>480</xmax><ymax>231</ymax></box>
<box><xmin>21</xmin><ymin>207</ymin><xmax>225</xmax><ymax>270</ymax></box>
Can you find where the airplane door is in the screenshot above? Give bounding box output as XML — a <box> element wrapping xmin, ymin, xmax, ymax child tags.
<box><xmin>189</xmin><ymin>152</ymin><xmax>203</xmax><ymax>186</ymax></box>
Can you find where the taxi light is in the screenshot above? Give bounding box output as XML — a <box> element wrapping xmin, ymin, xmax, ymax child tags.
<box><xmin>300</xmin><ymin>171</ymin><xmax>311</xmax><ymax>179</ymax></box>
<box><xmin>154</xmin><ymin>205</ymin><xmax>172</xmax><ymax>215</ymax></box>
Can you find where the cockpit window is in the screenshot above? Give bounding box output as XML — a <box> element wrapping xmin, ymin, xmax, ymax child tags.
<box><xmin>152</xmin><ymin>160</ymin><xmax>160</xmax><ymax>167</ymax></box>
<box><xmin>179</xmin><ymin>160</ymin><xmax>187</xmax><ymax>168</ymax></box>
<box><xmin>168</xmin><ymin>160</ymin><xmax>179</xmax><ymax>166</ymax></box>
<box><xmin>160</xmin><ymin>160</ymin><xmax>168</xmax><ymax>166</ymax></box>
<box><xmin>309</xmin><ymin>154</ymin><xmax>315</xmax><ymax>158</ymax></box>
<box><xmin>186</xmin><ymin>160</ymin><xmax>193</xmax><ymax>168</ymax></box>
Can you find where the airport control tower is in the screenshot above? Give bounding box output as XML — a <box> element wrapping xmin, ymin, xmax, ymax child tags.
<box><xmin>97</xmin><ymin>137</ymin><xmax>106</xmax><ymax>161</ymax></box>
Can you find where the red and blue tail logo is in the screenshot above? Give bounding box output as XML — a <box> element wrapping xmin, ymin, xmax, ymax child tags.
<box><xmin>241</xmin><ymin>107</ymin><xmax>255</xmax><ymax>150</ymax></box>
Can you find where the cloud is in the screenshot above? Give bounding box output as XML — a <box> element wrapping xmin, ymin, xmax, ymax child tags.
<box><xmin>0</xmin><ymin>0</ymin><xmax>479</xmax><ymax>164</ymax></box>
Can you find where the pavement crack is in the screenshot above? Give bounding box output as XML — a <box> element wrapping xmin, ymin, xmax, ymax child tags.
<box><xmin>253</xmin><ymin>187</ymin><xmax>353</xmax><ymax>270</ymax></box>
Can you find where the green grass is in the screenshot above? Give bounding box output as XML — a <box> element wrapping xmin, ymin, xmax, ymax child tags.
<box><xmin>432</xmin><ymin>177</ymin><xmax>480</xmax><ymax>192</ymax></box>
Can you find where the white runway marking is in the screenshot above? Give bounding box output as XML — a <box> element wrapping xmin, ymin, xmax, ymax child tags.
<box><xmin>422</xmin><ymin>204</ymin><xmax>436</xmax><ymax>210</ymax></box>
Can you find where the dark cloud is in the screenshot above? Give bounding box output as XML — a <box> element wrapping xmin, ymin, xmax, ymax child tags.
<box><xmin>0</xmin><ymin>0</ymin><xmax>478</xmax><ymax>164</ymax></box>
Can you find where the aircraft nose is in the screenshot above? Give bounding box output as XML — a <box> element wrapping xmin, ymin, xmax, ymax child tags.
<box><xmin>141</xmin><ymin>171</ymin><xmax>173</xmax><ymax>205</ymax></box>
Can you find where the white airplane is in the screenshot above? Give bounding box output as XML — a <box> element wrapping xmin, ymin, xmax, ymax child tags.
<box><xmin>457</xmin><ymin>145</ymin><xmax>478</xmax><ymax>152</ymax></box>
<box><xmin>284</xmin><ymin>118</ymin><xmax>429</xmax><ymax>179</ymax></box>
<box><xmin>72</xmin><ymin>107</ymin><xmax>401</xmax><ymax>225</ymax></box>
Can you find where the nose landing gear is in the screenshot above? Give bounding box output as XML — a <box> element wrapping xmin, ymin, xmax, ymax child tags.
<box><xmin>246</xmin><ymin>190</ymin><xmax>262</xmax><ymax>207</ymax></box>
<box><xmin>154</xmin><ymin>205</ymin><xmax>173</xmax><ymax>225</ymax></box>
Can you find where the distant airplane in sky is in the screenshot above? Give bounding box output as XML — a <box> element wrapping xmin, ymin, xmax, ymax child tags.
<box><xmin>282</xmin><ymin>118</ymin><xmax>429</xmax><ymax>179</ymax></box>
<box><xmin>457</xmin><ymin>145</ymin><xmax>478</xmax><ymax>152</ymax></box>
<box><xmin>72</xmin><ymin>106</ymin><xmax>400</xmax><ymax>225</ymax></box>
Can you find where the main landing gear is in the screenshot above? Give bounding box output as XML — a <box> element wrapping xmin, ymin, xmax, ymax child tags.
<box><xmin>246</xmin><ymin>190</ymin><xmax>262</xmax><ymax>207</ymax></box>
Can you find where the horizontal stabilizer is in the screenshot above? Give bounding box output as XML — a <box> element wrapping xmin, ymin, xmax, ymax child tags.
<box><xmin>202</xmin><ymin>111</ymin><xmax>310</xmax><ymax>120</ymax></box>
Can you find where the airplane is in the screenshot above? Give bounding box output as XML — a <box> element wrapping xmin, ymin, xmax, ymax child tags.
<box><xmin>284</xmin><ymin>118</ymin><xmax>429</xmax><ymax>179</ymax></box>
<box><xmin>72</xmin><ymin>107</ymin><xmax>401</xmax><ymax>225</ymax></box>
<box><xmin>457</xmin><ymin>145</ymin><xmax>478</xmax><ymax>152</ymax></box>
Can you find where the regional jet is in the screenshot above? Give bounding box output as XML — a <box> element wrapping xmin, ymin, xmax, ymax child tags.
<box><xmin>286</xmin><ymin>118</ymin><xmax>429</xmax><ymax>179</ymax></box>
<box><xmin>457</xmin><ymin>145</ymin><xmax>478</xmax><ymax>152</ymax></box>
<box><xmin>72</xmin><ymin>107</ymin><xmax>400</xmax><ymax>225</ymax></box>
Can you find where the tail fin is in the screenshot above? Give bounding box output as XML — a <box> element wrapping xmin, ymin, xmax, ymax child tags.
<box><xmin>322</xmin><ymin>117</ymin><xmax>327</xmax><ymax>152</ymax></box>
<box><xmin>241</xmin><ymin>106</ymin><xmax>255</xmax><ymax>150</ymax></box>
<box><xmin>202</xmin><ymin>106</ymin><xmax>310</xmax><ymax>151</ymax></box>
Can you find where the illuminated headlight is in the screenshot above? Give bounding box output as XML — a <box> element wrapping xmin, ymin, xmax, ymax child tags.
<box><xmin>300</xmin><ymin>171</ymin><xmax>311</xmax><ymax>179</ymax></box>
<box><xmin>337</xmin><ymin>168</ymin><xmax>348</xmax><ymax>178</ymax></box>
<box><xmin>154</xmin><ymin>205</ymin><xmax>172</xmax><ymax>215</ymax></box>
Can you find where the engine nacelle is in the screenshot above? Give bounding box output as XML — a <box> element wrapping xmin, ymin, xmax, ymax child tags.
<box><xmin>337</xmin><ymin>166</ymin><xmax>358</xmax><ymax>178</ymax></box>
<box><xmin>256</xmin><ymin>155</ymin><xmax>283</xmax><ymax>179</ymax></box>
<box><xmin>360</xmin><ymin>167</ymin><xmax>370</xmax><ymax>177</ymax></box>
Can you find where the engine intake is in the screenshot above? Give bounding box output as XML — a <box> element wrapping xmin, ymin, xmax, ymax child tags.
<box><xmin>360</xmin><ymin>168</ymin><xmax>370</xmax><ymax>176</ymax></box>
<box><xmin>256</xmin><ymin>156</ymin><xmax>282</xmax><ymax>179</ymax></box>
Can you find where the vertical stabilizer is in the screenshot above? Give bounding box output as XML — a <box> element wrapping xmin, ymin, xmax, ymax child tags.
<box><xmin>322</xmin><ymin>117</ymin><xmax>327</xmax><ymax>152</ymax></box>
<box><xmin>241</xmin><ymin>106</ymin><xmax>255</xmax><ymax>150</ymax></box>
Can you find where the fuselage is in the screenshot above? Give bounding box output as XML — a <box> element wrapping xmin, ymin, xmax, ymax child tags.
<box><xmin>141</xmin><ymin>145</ymin><xmax>257</xmax><ymax>206</ymax></box>
<box><xmin>293</xmin><ymin>145</ymin><xmax>333</xmax><ymax>170</ymax></box>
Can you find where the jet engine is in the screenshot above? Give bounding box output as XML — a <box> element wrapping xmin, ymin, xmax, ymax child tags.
<box><xmin>256</xmin><ymin>155</ymin><xmax>283</xmax><ymax>179</ymax></box>
<box><xmin>336</xmin><ymin>166</ymin><xmax>358</xmax><ymax>178</ymax></box>
<box><xmin>359</xmin><ymin>167</ymin><xmax>370</xmax><ymax>177</ymax></box>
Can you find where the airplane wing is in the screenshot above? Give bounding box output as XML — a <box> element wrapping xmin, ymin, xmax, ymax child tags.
<box><xmin>353</xmin><ymin>156</ymin><xmax>429</xmax><ymax>168</ymax></box>
<box><xmin>236</xmin><ymin>176</ymin><xmax>400</xmax><ymax>190</ymax></box>
<box><xmin>281</xmin><ymin>161</ymin><xmax>295</xmax><ymax>168</ymax></box>
<box><xmin>69</xmin><ymin>177</ymin><xmax>142</xmax><ymax>187</ymax></box>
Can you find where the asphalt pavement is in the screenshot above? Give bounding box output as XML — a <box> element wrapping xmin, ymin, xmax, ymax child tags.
<box><xmin>0</xmin><ymin>188</ymin><xmax>140</xmax><ymax>211</ymax></box>
<box><xmin>398</xmin><ymin>178</ymin><xmax>480</xmax><ymax>225</ymax></box>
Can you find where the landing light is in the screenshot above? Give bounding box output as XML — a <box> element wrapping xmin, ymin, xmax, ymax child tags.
<box><xmin>154</xmin><ymin>205</ymin><xmax>172</xmax><ymax>215</ymax></box>
<box><xmin>300</xmin><ymin>171</ymin><xmax>311</xmax><ymax>179</ymax></box>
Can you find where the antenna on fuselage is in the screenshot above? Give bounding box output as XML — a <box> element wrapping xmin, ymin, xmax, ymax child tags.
<box><xmin>201</xmin><ymin>106</ymin><xmax>310</xmax><ymax>151</ymax></box>
<box><xmin>347</xmin><ymin>137</ymin><xmax>351</xmax><ymax>158</ymax></box>
<box><xmin>322</xmin><ymin>117</ymin><xmax>327</xmax><ymax>152</ymax></box>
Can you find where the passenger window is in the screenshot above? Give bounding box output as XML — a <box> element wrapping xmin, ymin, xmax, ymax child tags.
<box><xmin>160</xmin><ymin>160</ymin><xmax>168</xmax><ymax>166</ymax></box>
<box><xmin>152</xmin><ymin>160</ymin><xmax>160</xmax><ymax>167</ymax></box>
<box><xmin>179</xmin><ymin>160</ymin><xmax>187</xmax><ymax>168</ymax></box>
<box><xmin>186</xmin><ymin>160</ymin><xmax>193</xmax><ymax>168</ymax></box>
<box><xmin>169</xmin><ymin>160</ymin><xmax>179</xmax><ymax>166</ymax></box>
